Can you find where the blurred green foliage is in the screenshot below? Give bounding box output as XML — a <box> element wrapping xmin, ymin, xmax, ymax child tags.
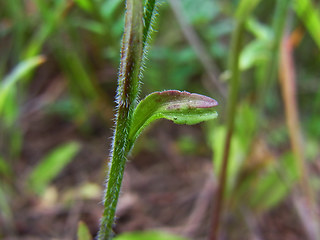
<box><xmin>78</xmin><ymin>221</ymin><xmax>93</xmax><ymax>240</ymax></box>
<box><xmin>0</xmin><ymin>0</ymin><xmax>320</xmax><ymax>238</ymax></box>
<box><xmin>114</xmin><ymin>231</ymin><xmax>188</xmax><ymax>240</ymax></box>
<box><xmin>28</xmin><ymin>141</ymin><xmax>81</xmax><ymax>194</ymax></box>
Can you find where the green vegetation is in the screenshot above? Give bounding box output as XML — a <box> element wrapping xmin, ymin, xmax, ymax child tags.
<box><xmin>114</xmin><ymin>231</ymin><xmax>188</xmax><ymax>240</ymax></box>
<box><xmin>1</xmin><ymin>0</ymin><xmax>320</xmax><ymax>240</ymax></box>
<box><xmin>98</xmin><ymin>1</ymin><xmax>218</xmax><ymax>239</ymax></box>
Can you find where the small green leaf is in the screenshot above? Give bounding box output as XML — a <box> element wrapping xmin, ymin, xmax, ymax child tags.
<box><xmin>128</xmin><ymin>90</ymin><xmax>218</xmax><ymax>152</ymax></box>
<box><xmin>240</xmin><ymin>40</ymin><xmax>270</xmax><ymax>70</ymax></box>
<box><xmin>294</xmin><ymin>0</ymin><xmax>320</xmax><ymax>50</ymax></box>
<box><xmin>246</xmin><ymin>18</ymin><xmax>273</xmax><ymax>41</ymax></box>
<box><xmin>77</xmin><ymin>221</ymin><xmax>92</xmax><ymax>240</ymax></box>
<box><xmin>28</xmin><ymin>142</ymin><xmax>81</xmax><ymax>194</ymax></box>
<box><xmin>0</xmin><ymin>56</ymin><xmax>45</xmax><ymax>113</ymax></box>
<box><xmin>250</xmin><ymin>153</ymin><xmax>299</xmax><ymax>210</ymax></box>
<box><xmin>114</xmin><ymin>231</ymin><xmax>189</xmax><ymax>240</ymax></box>
<box><xmin>74</xmin><ymin>0</ymin><xmax>93</xmax><ymax>13</ymax></box>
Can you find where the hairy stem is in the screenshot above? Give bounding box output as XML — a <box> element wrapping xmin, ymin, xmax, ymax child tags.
<box><xmin>143</xmin><ymin>0</ymin><xmax>156</xmax><ymax>47</ymax></box>
<box><xmin>98</xmin><ymin>0</ymin><xmax>143</xmax><ymax>239</ymax></box>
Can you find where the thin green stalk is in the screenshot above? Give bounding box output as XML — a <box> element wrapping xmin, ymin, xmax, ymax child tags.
<box><xmin>143</xmin><ymin>0</ymin><xmax>160</xmax><ymax>49</ymax></box>
<box><xmin>280</xmin><ymin>33</ymin><xmax>319</xmax><ymax>240</ymax></box>
<box><xmin>98</xmin><ymin>0</ymin><xmax>143</xmax><ymax>239</ymax></box>
<box><xmin>209</xmin><ymin>1</ymin><xmax>260</xmax><ymax>239</ymax></box>
<box><xmin>257</xmin><ymin>0</ymin><xmax>290</xmax><ymax>110</ymax></box>
<box><xmin>142</xmin><ymin>0</ymin><xmax>161</xmax><ymax>62</ymax></box>
<box><xmin>143</xmin><ymin>0</ymin><xmax>156</xmax><ymax>46</ymax></box>
<box><xmin>98</xmin><ymin>0</ymin><xmax>161</xmax><ymax>239</ymax></box>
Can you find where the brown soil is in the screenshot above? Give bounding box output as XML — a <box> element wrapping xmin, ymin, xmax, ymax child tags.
<box><xmin>1</xmin><ymin>111</ymin><xmax>308</xmax><ymax>240</ymax></box>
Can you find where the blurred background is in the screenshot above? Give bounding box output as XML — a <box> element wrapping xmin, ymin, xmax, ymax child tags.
<box><xmin>0</xmin><ymin>0</ymin><xmax>320</xmax><ymax>239</ymax></box>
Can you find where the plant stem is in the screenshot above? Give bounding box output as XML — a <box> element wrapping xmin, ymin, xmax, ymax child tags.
<box><xmin>98</xmin><ymin>0</ymin><xmax>143</xmax><ymax>239</ymax></box>
<box><xmin>209</xmin><ymin>1</ymin><xmax>259</xmax><ymax>239</ymax></box>
<box><xmin>280</xmin><ymin>33</ymin><xmax>319</xmax><ymax>240</ymax></box>
<box><xmin>209</xmin><ymin>20</ymin><xmax>243</xmax><ymax>240</ymax></box>
<box><xmin>257</xmin><ymin>0</ymin><xmax>290</xmax><ymax>110</ymax></box>
<box><xmin>143</xmin><ymin>0</ymin><xmax>156</xmax><ymax>47</ymax></box>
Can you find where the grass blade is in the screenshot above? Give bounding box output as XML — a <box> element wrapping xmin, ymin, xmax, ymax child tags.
<box><xmin>0</xmin><ymin>56</ymin><xmax>45</xmax><ymax>112</ymax></box>
<box><xmin>27</xmin><ymin>142</ymin><xmax>81</xmax><ymax>194</ymax></box>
